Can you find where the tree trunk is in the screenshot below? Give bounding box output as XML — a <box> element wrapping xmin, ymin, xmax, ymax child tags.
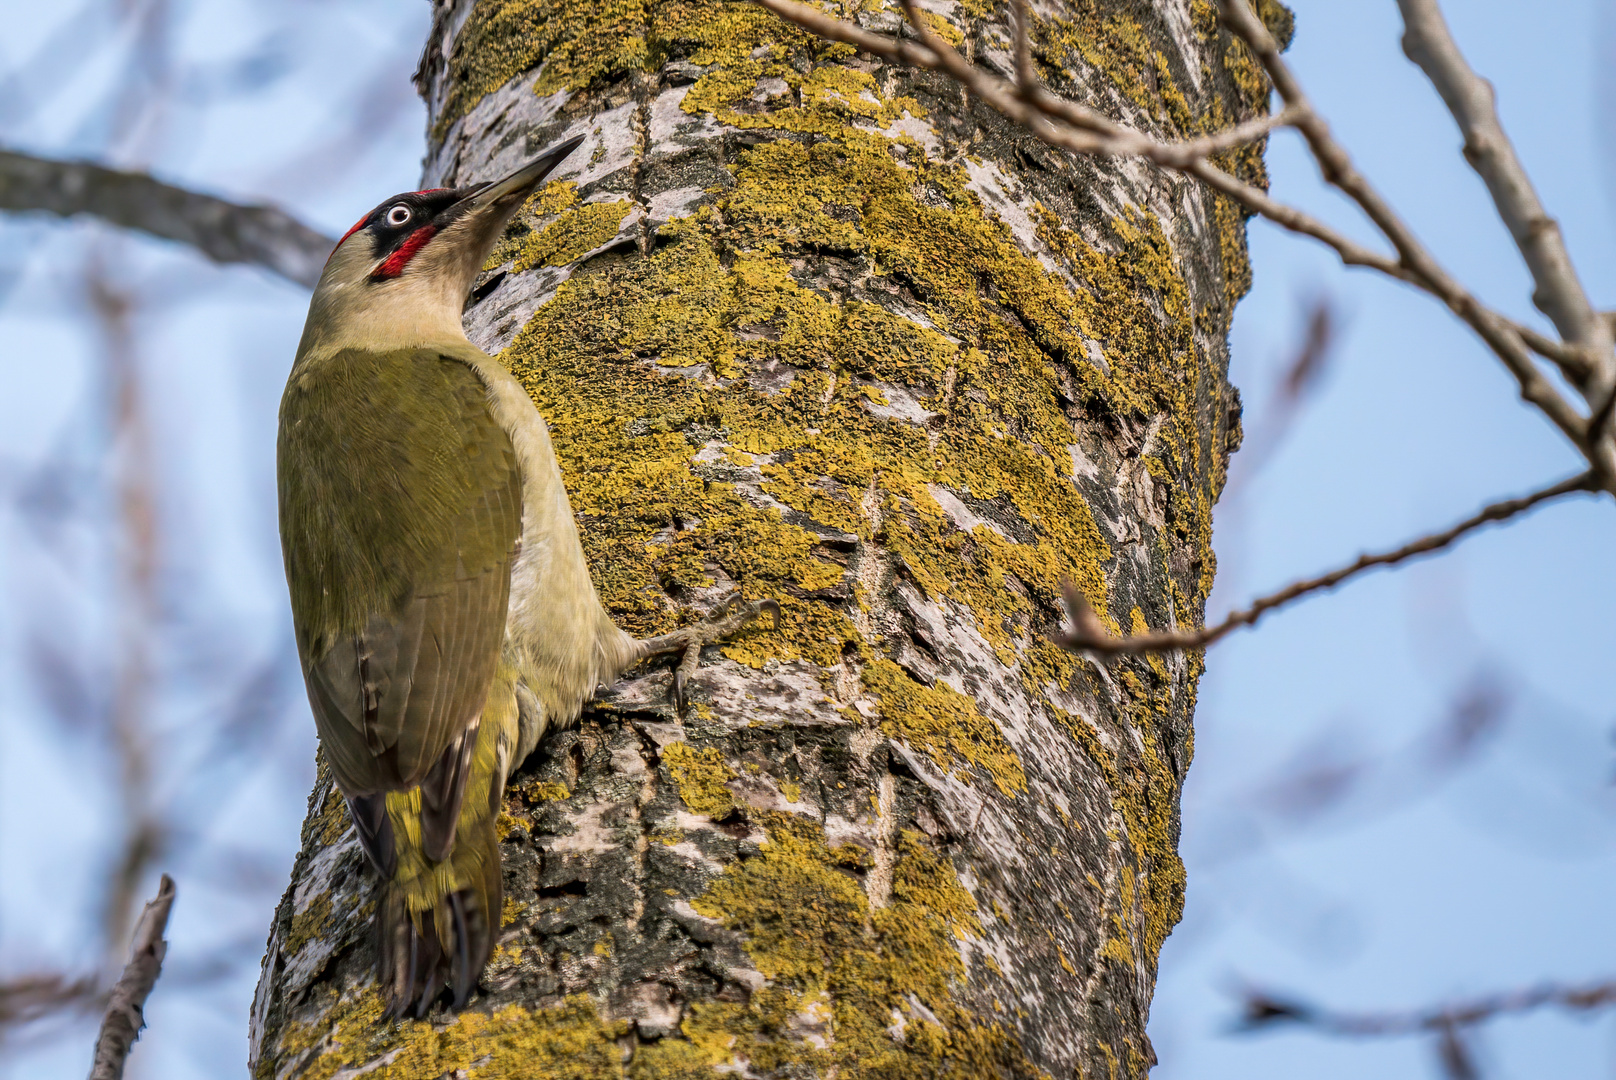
<box><xmin>249</xmin><ymin>0</ymin><xmax>1263</xmax><ymax>1075</ymax></box>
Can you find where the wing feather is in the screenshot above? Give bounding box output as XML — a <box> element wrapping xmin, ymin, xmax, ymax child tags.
<box><xmin>279</xmin><ymin>347</ymin><xmax>521</xmax><ymax>799</ymax></box>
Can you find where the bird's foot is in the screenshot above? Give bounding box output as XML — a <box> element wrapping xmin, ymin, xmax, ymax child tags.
<box><xmin>636</xmin><ymin>593</ymin><xmax>781</xmax><ymax>712</ymax></box>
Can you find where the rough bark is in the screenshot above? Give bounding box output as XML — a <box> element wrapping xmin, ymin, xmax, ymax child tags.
<box><xmin>250</xmin><ymin>0</ymin><xmax>1263</xmax><ymax>1075</ymax></box>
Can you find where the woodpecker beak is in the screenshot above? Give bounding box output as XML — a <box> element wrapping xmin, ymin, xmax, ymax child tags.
<box><xmin>450</xmin><ymin>134</ymin><xmax>587</xmax><ymax>224</ymax></box>
<box><xmin>376</xmin><ymin>133</ymin><xmax>588</xmax><ymax>299</ymax></box>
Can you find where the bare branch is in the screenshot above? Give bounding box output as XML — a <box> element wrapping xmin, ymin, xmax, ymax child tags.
<box><xmin>1507</xmin><ymin>316</ymin><xmax>1595</xmax><ymax>374</ymax></box>
<box><xmin>753</xmin><ymin>0</ymin><xmax>945</xmax><ymax>77</ymax></box>
<box><xmin>1060</xmin><ymin>471</ymin><xmax>1596</xmax><ymax>655</ymax></box>
<box><xmin>763</xmin><ymin>0</ymin><xmax>1388</xmax><ymax>277</ymax></box>
<box><xmin>753</xmin><ymin>0</ymin><xmax>1292</xmax><ymax>167</ymax></box>
<box><xmin>0</xmin><ymin>149</ymin><xmax>334</xmax><ymax>288</ymax></box>
<box><xmin>87</xmin><ymin>874</ymin><xmax>174</xmax><ymax>1080</ymax></box>
<box><xmin>0</xmin><ymin>973</ymin><xmax>99</xmax><ymax>1030</ymax></box>
<box><xmin>1176</xmin><ymin>156</ymin><xmax>1406</xmax><ymax>277</ymax></box>
<box><xmin>1397</xmin><ymin>0</ymin><xmax>1611</xmax><ymax>364</ymax></box>
<box><xmin>1217</xmin><ymin>1</ymin><xmax>1430</xmax><ymax>278</ymax></box>
<box><xmin>904</xmin><ymin>0</ymin><xmax>1297</xmax><ymax>168</ymax></box>
<box><xmin>1010</xmin><ymin>0</ymin><xmax>1034</xmax><ymax>93</ymax></box>
<box><xmin>1212</xmin><ymin>1</ymin><xmax>1602</xmax><ymax>474</ymax></box>
<box><xmin>1589</xmin><ymin>382</ymin><xmax>1616</xmax><ymax>460</ymax></box>
<box><xmin>1236</xmin><ymin>976</ymin><xmax>1616</xmax><ymax>1037</ymax></box>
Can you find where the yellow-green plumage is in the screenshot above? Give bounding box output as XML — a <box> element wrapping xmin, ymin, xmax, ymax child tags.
<box><xmin>279</xmin><ymin>343</ymin><xmax>522</xmax><ymax>1012</ymax></box>
<box><xmin>279</xmin><ymin>347</ymin><xmax>520</xmax><ymax>795</ymax></box>
<box><xmin>277</xmin><ymin>140</ymin><xmax>624</xmax><ymax>1018</ymax></box>
<box><xmin>382</xmin><ymin>665</ymin><xmax>517</xmax><ymax>911</ymax></box>
<box><xmin>379</xmin><ymin>663</ymin><xmax>519</xmax><ymax>1008</ymax></box>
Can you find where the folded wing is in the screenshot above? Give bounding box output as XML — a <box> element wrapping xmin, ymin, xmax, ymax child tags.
<box><xmin>278</xmin><ymin>347</ymin><xmax>521</xmax><ymax>860</ymax></box>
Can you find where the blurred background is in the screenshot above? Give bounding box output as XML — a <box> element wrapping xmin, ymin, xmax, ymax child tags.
<box><xmin>0</xmin><ymin>2</ymin><xmax>429</xmax><ymax>1075</ymax></box>
<box><xmin>0</xmin><ymin>1</ymin><xmax>1610</xmax><ymax>1078</ymax></box>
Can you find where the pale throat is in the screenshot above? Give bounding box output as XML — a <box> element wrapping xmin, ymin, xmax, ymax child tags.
<box><xmin>298</xmin><ymin>238</ymin><xmax>479</xmax><ymax>358</ymax></box>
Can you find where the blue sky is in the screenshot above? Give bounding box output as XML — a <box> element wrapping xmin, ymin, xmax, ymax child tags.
<box><xmin>0</xmin><ymin>2</ymin><xmax>1611</xmax><ymax>1078</ymax></box>
<box><xmin>1152</xmin><ymin>3</ymin><xmax>1616</xmax><ymax>1077</ymax></box>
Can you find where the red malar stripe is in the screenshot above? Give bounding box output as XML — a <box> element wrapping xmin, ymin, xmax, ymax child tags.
<box><xmin>372</xmin><ymin>225</ymin><xmax>438</xmax><ymax>279</ymax></box>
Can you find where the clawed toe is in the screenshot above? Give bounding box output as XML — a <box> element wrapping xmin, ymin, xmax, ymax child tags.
<box><xmin>637</xmin><ymin>592</ymin><xmax>782</xmax><ymax>713</ymax></box>
<box><xmin>711</xmin><ymin>594</ymin><xmax>780</xmax><ymax>636</ymax></box>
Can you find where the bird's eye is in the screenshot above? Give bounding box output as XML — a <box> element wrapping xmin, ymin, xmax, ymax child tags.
<box><xmin>386</xmin><ymin>205</ymin><xmax>412</xmax><ymax>227</ymax></box>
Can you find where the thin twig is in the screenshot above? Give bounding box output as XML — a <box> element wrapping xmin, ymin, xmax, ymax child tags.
<box><xmin>753</xmin><ymin>0</ymin><xmax>1292</xmax><ymax>168</ymax></box>
<box><xmin>1059</xmin><ymin>471</ymin><xmax>1596</xmax><ymax>655</ymax></box>
<box><xmin>1507</xmin><ymin>317</ymin><xmax>1597</xmax><ymax>378</ymax></box>
<box><xmin>753</xmin><ymin>0</ymin><xmax>1409</xmax><ymax>280</ymax></box>
<box><xmin>1589</xmin><ymin>382</ymin><xmax>1616</xmax><ymax>462</ymax></box>
<box><xmin>0</xmin><ymin>148</ymin><xmax>334</xmax><ymax>287</ymax></box>
<box><xmin>1175</xmin><ymin>156</ymin><xmax>1406</xmax><ymax>278</ymax></box>
<box><xmin>1212</xmin><ymin>0</ymin><xmax>1601</xmax><ymax>474</ymax></box>
<box><xmin>884</xmin><ymin>0</ymin><xmax>1371</xmax><ymax>273</ymax></box>
<box><xmin>87</xmin><ymin>875</ymin><xmax>175</xmax><ymax>1080</ymax></box>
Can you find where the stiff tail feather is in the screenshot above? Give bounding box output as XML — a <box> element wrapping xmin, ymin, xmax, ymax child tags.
<box><xmin>375</xmin><ymin>839</ymin><xmax>501</xmax><ymax>1016</ymax></box>
<box><xmin>368</xmin><ymin>667</ymin><xmax>518</xmax><ymax>1017</ymax></box>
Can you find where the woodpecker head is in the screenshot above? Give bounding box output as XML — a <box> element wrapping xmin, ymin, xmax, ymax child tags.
<box><xmin>296</xmin><ymin>134</ymin><xmax>586</xmax><ymax>358</ymax></box>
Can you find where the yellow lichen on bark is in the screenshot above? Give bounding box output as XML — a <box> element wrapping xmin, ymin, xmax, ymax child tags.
<box><xmin>679</xmin><ymin>816</ymin><xmax>1043</xmax><ymax>1076</ymax></box>
<box><xmin>862</xmin><ymin>659</ymin><xmax>1027</xmax><ymax>797</ymax></box>
<box><xmin>663</xmin><ymin>741</ymin><xmax>739</xmax><ymax>817</ymax></box>
<box><xmin>260</xmin><ymin>992</ymin><xmax>626</xmax><ymax>1080</ymax></box>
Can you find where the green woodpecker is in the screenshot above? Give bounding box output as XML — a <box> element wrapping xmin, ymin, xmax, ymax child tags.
<box><xmin>278</xmin><ymin>136</ymin><xmax>775</xmax><ymax>1018</ymax></box>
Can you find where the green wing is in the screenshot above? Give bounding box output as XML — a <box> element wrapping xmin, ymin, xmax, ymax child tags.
<box><xmin>278</xmin><ymin>347</ymin><xmax>521</xmax><ymax>817</ymax></box>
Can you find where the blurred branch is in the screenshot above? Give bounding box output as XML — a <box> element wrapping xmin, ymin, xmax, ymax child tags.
<box><xmin>103</xmin><ymin>824</ymin><xmax>167</xmax><ymax>971</ymax></box>
<box><xmin>0</xmin><ymin>148</ymin><xmax>333</xmax><ymax>287</ymax></box>
<box><xmin>1251</xmin><ymin>673</ymin><xmax>1505</xmax><ymax>824</ymax></box>
<box><xmin>87</xmin><ymin>875</ymin><xmax>174</xmax><ymax>1080</ymax></box>
<box><xmin>1236</xmin><ymin>977</ymin><xmax>1616</xmax><ymax>1037</ymax></box>
<box><xmin>1191</xmin><ymin>672</ymin><xmax>1510</xmax><ymax>879</ymax></box>
<box><xmin>88</xmin><ymin>262</ymin><xmax>168</xmax><ymax>966</ymax></box>
<box><xmin>0</xmin><ymin>974</ymin><xmax>99</xmax><ymax>1031</ymax></box>
<box><xmin>0</xmin><ymin>0</ymin><xmax>118</xmax><ymax>129</ymax></box>
<box><xmin>1226</xmin><ymin>296</ymin><xmax>1338</xmax><ymax>493</ymax></box>
<box><xmin>1235</xmin><ymin>980</ymin><xmax>1585</xmax><ymax>1080</ymax></box>
<box><xmin>267</xmin><ymin>24</ymin><xmax>422</xmax><ymax>195</ymax></box>
<box><xmin>1060</xmin><ymin>471</ymin><xmax>1596</xmax><ymax>655</ymax></box>
<box><xmin>1273</xmin><ymin>302</ymin><xmax>1336</xmax><ymax>415</ymax></box>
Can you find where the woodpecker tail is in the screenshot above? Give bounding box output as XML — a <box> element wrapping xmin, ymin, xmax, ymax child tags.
<box><xmin>372</xmin><ymin>666</ymin><xmax>519</xmax><ymax>1018</ymax></box>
